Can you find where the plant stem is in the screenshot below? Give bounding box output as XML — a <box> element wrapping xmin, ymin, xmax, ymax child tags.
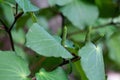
<box><xmin>0</xmin><ymin>19</ymin><xmax>15</xmax><ymax>51</ymax></box>
<box><xmin>59</xmin><ymin>55</ymin><xmax>80</xmax><ymax>66</ymax></box>
<box><xmin>0</xmin><ymin>11</ymin><xmax>23</xmax><ymax>51</ymax></box>
<box><xmin>15</xmin><ymin>3</ymin><xmax>18</xmax><ymax>15</ymax></box>
<box><xmin>85</xmin><ymin>26</ymin><xmax>91</xmax><ymax>43</ymax></box>
<box><xmin>61</xmin><ymin>26</ymin><xmax>67</xmax><ymax>47</ymax></box>
<box><xmin>50</xmin><ymin>54</ymin><xmax>80</xmax><ymax>71</ymax></box>
<box><xmin>30</xmin><ymin>12</ymin><xmax>37</xmax><ymax>23</ymax></box>
<box><xmin>8</xmin><ymin>31</ymin><xmax>15</xmax><ymax>51</ymax></box>
<box><xmin>67</xmin><ymin>21</ymin><xmax>120</xmax><ymax>37</ymax></box>
<box><xmin>9</xmin><ymin>12</ymin><xmax>24</xmax><ymax>32</ymax></box>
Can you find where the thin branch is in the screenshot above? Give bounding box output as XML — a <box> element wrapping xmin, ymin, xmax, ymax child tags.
<box><xmin>0</xmin><ymin>19</ymin><xmax>15</xmax><ymax>51</ymax></box>
<box><xmin>15</xmin><ymin>3</ymin><xmax>18</xmax><ymax>15</ymax></box>
<box><xmin>50</xmin><ymin>54</ymin><xmax>80</xmax><ymax>71</ymax></box>
<box><xmin>31</xmin><ymin>55</ymin><xmax>80</xmax><ymax>80</ymax></box>
<box><xmin>85</xmin><ymin>27</ymin><xmax>91</xmax><ymax>43</ymax></box>
<box><xmin>9</xmin><ymin>12</ymin><xmax>24</xmax><ymax>32</ymax></box>
<box><xmin>67</xmin><ymin>22</ymin><xmax>120</xmax><ymax>37</ymax></box>
<box><xmin>8</xmin><ymin>31</ymin><xmax>15</xmax><ymax>51</ymax></box>
<box><xmin>59</xmin><ymin>55</ymin><xmax>80</xmax><ymax>66</ymax></box>
<box><xmin>0</xmin><ymin>12</ymin><xmax>23</xmax><ymax>51</ymax></box>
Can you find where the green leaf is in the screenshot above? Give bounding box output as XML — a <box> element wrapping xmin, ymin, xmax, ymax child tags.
<box><xmin>61</xmin><ymin>0</ymin><xmax>98</xmax><ymax>29</ymax></box>
<box><xmin>26</xmin><ymin>23</ymin><xmax>73</xmax><ymax>58</ymax></box>
<box><xmin>15</xmin><ymin>0</ymin><xmax>39</xmax><ymax>12</ymax></box>
<box><xmin>78</xmin><ymin>42</ymin><xmax>105</xmax><ymax>80</ymax></box>
<box><xmin>0</xmin><ymin>3</ymin><xmax>14</xmax><ymax>26</ymax></box>
<box><xmin>48</xmin><ymin>0</ymin><xmax>73</xmax><ymax>6</ymax></box>
<box><xmin>107</xmin><ymin>32</ymin><xmax>120</xmax><ymax>65</ymax></box>
<box><xmin>36</xmin><ymin>67</ymin><xmax>68</xmax><ymax>80</ymax></box>
<box><xmin>0</xmin><ymin>51</ymin><xmax>30</xmax><ymax>80</ymax></box>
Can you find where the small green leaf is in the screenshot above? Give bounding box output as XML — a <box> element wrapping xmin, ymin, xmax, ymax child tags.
<box><xmin>36</xmin><ymin>67</ymin><xmax>68</xmax><ymax>80</ymax></box>
<box><xmin>26</xmin><ymin>23</ymin><xmax>73</xmax><ymax>58</ymax></box>
<box><xmin>78</xmin><ymin>42</ymin><xmax>105</xmax><ymax>80</ymax></box>
<box><xmin>0</xmin><ymin>51</ymin><xmax>30</xmax><ymax>80</ymax></box>
<box><xmin>15</xmin><ymin>0</ymin><xmax>39</xmax><ymax>12</ymax></box>
<box><xmin>61</xmin><ymin>0</ymin><xmax>98</xmax><ymax>29</ymax></box>
<box><xmin>48</xmin><ymin>0</ymin><xmax>73</xmax><ymax>6</ymax></box>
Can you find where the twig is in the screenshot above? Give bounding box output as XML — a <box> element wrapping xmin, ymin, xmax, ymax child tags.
<box><xmin>15</xmin><ymin>3</ymin><xmax>18</xmax><ymax>15</ymax></box>
<box><xmin>0</xmin><ymin>11</ymin><xmax>23</xmax><ymax>51</ymax></box>
<box><xmin>67</xmin><ymin>22</ymin><xmax>120</xmax><ymax>37</ymax></box>
<box><xmin>8</xmin><ymin>31</ymin><xmax>15</xmax><ymax>51</ymax></box>
<box><xmin>59</xmin><ymin>55</ymin><xmax>80</xmax><ymax>66</ymax></box>
<box><xmin>50</xmin><ymin>53</ymin><xmax>80</xmax><ymax>71</ymax></box>
<box><xmin>85</xmin><ymin>26</ymin><xmax>91</xmax><ymax>43</ymax></box>
<box><xmin>9</xmin><ymin>12</ymin><xmax>24</xmax><ymax>32</ymax></box>
<box><xmin>0</xmin><ymin>19</ymin><xmax>15</xmax><ymax>51</ymax></box>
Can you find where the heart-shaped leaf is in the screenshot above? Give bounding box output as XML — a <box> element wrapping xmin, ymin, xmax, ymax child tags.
<box><xmin>36</xmin><ymin>67</ymin><xmax>68</xmax><ymax>80</ymax></box>
<box><xmin>0</xmin><ymin>51</ymin><xmax>30</xmax><ymax>80</ymax></box>
<box><xmin>26</xmin><ymin>23</ymin><xmax>73</xmax><ymax>58</ymax></box>
<box><xmin>78</xmin><ymin>42</ymin><xmax>105</xmax><ymax>80</ymax></box>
